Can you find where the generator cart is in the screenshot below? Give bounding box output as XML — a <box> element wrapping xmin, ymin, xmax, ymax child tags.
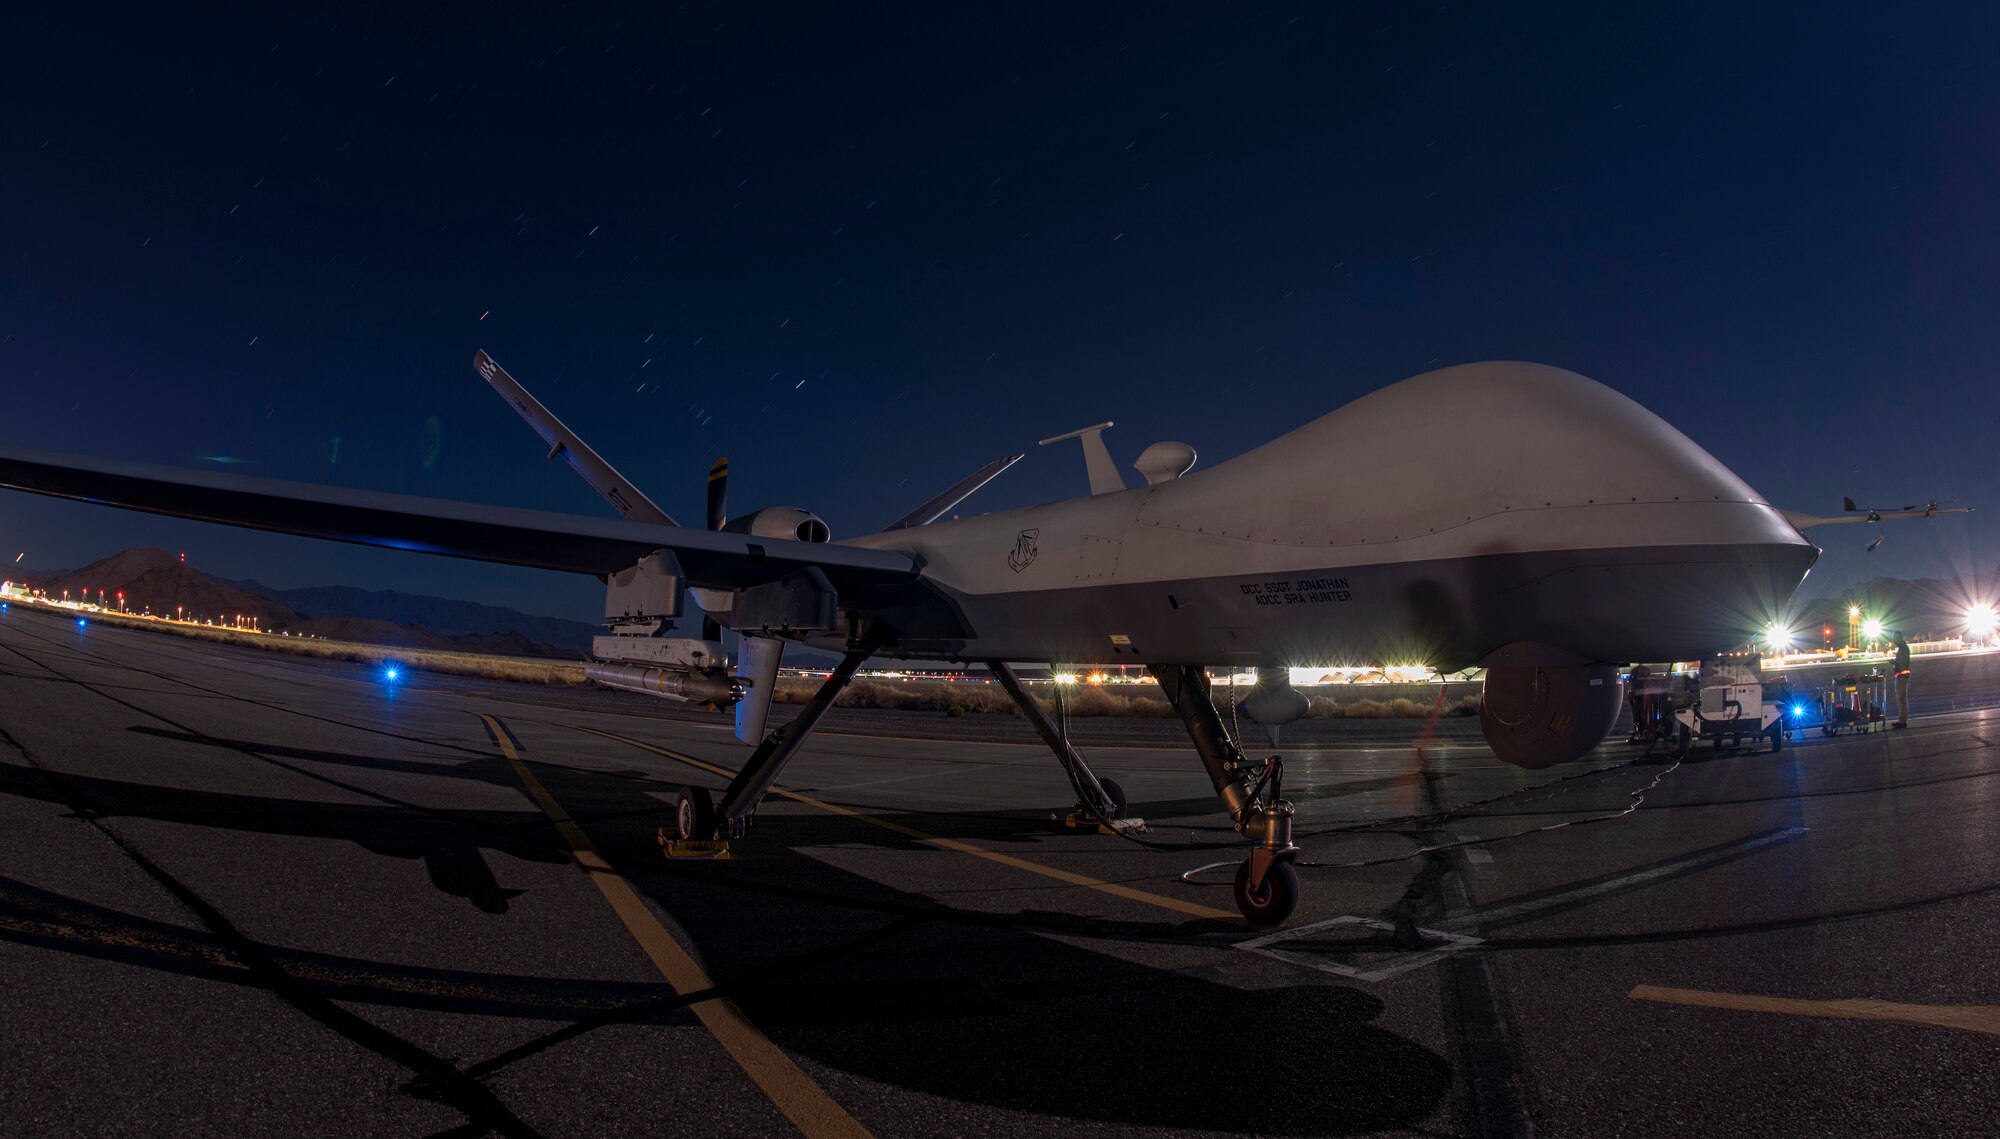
<box><xmin>1674</xmin><ymin>658</ymin><xmax>1788</xmax><ymax>755</ymax></box>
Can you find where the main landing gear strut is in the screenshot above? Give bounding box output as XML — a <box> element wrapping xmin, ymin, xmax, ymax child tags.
<box><xmin>669</xmin><ymin>628</ymin><xmax>887</xmax><ymax>845</ymax></box>
<box><xmin>1150</xmin><ymin>664</ymin><xmax>1300</xmax><ymax>927</ymax></box>
<box><xmin>987</xmin><ymin>660</ymin><xmax>1131</xmax><ymax>826</ymax></box>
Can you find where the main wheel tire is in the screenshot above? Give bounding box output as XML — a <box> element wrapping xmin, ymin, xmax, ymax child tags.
<box><xmin>675</xmin><ymin>785</ymin><xmax>717</xmax><ymax>842</ymax></box>
<box><xmin>1770</xmin><ymin>726</ymin><xmax>1785</xmax><ymax>753</ymax></box>
<box><xmin>1233</xmin><ymin>859</ymin><xmax>1299</xmax><ymax>928</ymax></box>
<box><xmin>1095</xmin><ymin>777</ymin><xmax>1128</xmax><ymax>820</ymax></box>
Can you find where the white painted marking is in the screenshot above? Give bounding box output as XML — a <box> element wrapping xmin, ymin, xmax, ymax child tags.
<box><xmin>1237</xmin><ymin>915</ymin><xmax>1483</xmax><ymax>982</ymax></box>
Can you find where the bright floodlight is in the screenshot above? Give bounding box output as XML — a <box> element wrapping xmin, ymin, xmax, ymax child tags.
<box><xmin>1968</xmin><ymin>604</ymin><xmax>1998</xmax><ymax>638</ymax></box>
<box><xmin>1052</xmin><ymin>672</ymin><xmax>1078</xmax><ymax>685</ymax></box>
<box><xmin>1849</xmin><ymin>605</ymin><xmax>1861</xmax><ymax>617</ymax></box>
<box><xmin>1862</xmin><ymin>619</ymin><xmax>1884</xmax><ymax>640</ymax></box>
<box><xmin>1764</xmin><ymin>622</ymin><xmax>1795</xmax><ymax>652</ymax></box>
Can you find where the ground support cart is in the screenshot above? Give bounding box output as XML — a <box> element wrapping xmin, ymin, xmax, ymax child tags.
<box><xmin>1819</xmin><ymin>672</ymin><xmax>1887</xmax><ymax>736</ymax></box>
<box><xmin>1673</xmin><ymin>672</ymin><xmax>1787</xmax><ymax>755</ymax></box>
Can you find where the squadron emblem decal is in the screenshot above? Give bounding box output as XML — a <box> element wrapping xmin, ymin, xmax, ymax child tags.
<box><xmin>1007</xmin><ymin>528</ymin><xmax>1040</xmax><ymax>572</ymax></box>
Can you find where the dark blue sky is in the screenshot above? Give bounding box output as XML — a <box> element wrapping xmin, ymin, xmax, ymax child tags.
<box><xmin>2</xmin><ymin>2</ymin><xmax>1994</xmax><ymax>621</ymax></box>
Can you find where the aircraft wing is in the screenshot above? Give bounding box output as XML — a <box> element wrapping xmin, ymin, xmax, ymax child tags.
<box><xmin>0</xmin><ymin>447</ymin><xmax>918</xmax><ymax>591</ymax></box>
<box><xmin>1781</xmin><ymin>507</ymin><xmax>1970</xmax><ymax>529</ymax></box>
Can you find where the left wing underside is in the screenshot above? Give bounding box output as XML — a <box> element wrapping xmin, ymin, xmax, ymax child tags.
<box><xmin>0</xmin><ymin>447</ymin><xmax>918</xmax><ymax>592</ymax></box>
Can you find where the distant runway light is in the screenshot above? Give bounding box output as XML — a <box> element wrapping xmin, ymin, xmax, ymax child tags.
<box><xmin>1967</xmin><ymin>604</ymin><xmax>1997</xmax><ymax>639</ymax></box>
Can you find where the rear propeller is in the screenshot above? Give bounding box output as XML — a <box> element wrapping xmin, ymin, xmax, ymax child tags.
<box><xmin>702</xmin><ymin>457</ymin><xmax>727</xmax><ymax>641</ymax></box>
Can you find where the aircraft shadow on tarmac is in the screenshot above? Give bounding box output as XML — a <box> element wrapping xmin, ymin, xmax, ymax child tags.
<box><xmin>526</xmin><ymin>752</ymin><xmax>1455</xmax><ymax>1136</ymax></box>
<box><xmin>0</xmin><ymin>868</ymin><xmax>691</xmax><ymax>1021</ymax></box>
<box><xmin>5</xmin><ymin>720</ymin><xmax>1455</xmax><ymax>1134</ymax></box>
<box><xmin>0</xmin><ymin>739</ymin><xmax>570</xmax><ymax>914</ymax></box>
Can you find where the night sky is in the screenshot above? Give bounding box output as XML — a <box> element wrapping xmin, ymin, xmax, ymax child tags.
<box><xmin>3</xmin><ymin>3</ymin><xmax>1995</xmax><ymax>623</ymax></box>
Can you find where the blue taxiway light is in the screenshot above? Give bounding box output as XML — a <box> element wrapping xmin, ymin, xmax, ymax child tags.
<box><xmin>77</xmin><ymin>618</ymin><xmax>87</xmax><ymax>627</ymax></box>
<box><xmin>383</xmin><ymin>666</ymin><xmax>401</xmax><ymax>682</ymax></box>
<box><xmin>1791</xmin><ymin>703</ymin><xmax>1809</xmax><ymax>717</ymax></box>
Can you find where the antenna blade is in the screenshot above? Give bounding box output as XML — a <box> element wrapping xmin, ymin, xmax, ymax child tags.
<box><xmin>883</xmin><ymin>453</ymin><xmax>1025</xmax><ymax>530</ymax></box>
<box><xmin>474</xmin><ymin>350</ymin><xmax>676</xmax><ymax>526</ymax></box>
<box><xmin>1038</xmin><ymin>422</ymin><xmax>1125</xmax><ymax>495</ymax></box>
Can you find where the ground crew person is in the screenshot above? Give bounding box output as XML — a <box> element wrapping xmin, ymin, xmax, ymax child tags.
<box><xmin>1891</xmin><ymin>631</ymin><xmax>1911</xmax><ymax>728</ymax></box>
<box><xmin>1626</xmin><ymin>663</ymin><xmax>1652</xmax><ymax>742</ymax></box>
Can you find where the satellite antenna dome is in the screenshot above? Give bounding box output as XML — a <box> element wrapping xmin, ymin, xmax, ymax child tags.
<box><xmin>1133</xmin><ymin>441</ymin><xmax>1197</xmax><ymax>486</ymax></box>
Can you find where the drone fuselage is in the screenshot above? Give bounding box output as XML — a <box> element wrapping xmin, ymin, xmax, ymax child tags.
<box><xmin>832</xmin><ymin>362</ymin><xmax>1818</xmax><ymax>669</ymax></box>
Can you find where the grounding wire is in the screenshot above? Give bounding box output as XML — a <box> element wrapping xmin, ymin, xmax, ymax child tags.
<box><xmin>1176</xmin><ymin>757</ymin><xmax>1684</xmax><ymax>883</ymax></box>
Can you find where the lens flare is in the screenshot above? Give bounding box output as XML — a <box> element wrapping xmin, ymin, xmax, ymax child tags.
<box><xmin>1967</xmin><ymin>605</ymin><xmax>1997</xmax><ymax>639</ymax></box>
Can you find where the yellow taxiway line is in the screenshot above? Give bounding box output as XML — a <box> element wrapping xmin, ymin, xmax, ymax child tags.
<box><xmin>555</xmin><ymin>720</ymin><xmax>1241</xmax><ymax>924</ymax></box>
<box><xmin>1630</xmin><ymin>984</ymin><xmax>2000</xmax><ymax>1037</ymax></box>
<box><xmin>478</xmin><ymin>714</ymin><xmax>873</xmax><ymax>1139</ymax></box>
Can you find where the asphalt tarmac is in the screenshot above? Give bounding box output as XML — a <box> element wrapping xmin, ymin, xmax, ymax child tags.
<box><xmin>1</xmin><ymin>604</ymin><xmax>1995</xmax><ymax>1137</ymax></box>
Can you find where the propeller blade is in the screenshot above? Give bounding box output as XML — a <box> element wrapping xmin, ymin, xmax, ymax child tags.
<box><xmin>702</xmin><ymin>457</ymin><xmax>728</xmax><ymax>643</ymax></box>
<box><xmin>706</xmin><ymin>457</ymin><xmax>729</xmax><ymax>532</ymax></box>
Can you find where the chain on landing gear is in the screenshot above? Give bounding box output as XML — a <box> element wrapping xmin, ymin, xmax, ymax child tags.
<box><xmin>986</xmin><ymin>660</ymin><xmax>1146</xmax><ymax>833</ymax></box>
<box><xmin>1231</xmin><ymin>755</ymin><xmax>1300</xmax><ymax>927</ymax></box>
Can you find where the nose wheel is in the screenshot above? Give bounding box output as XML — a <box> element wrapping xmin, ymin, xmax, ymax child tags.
<box><xmin>1234</xmin><ymin>858</ymin><xmax>1299</xmax><ymax>927</ymax></box>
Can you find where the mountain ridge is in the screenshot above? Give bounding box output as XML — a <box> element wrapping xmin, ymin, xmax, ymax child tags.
<box><xmin>222</xmin><ymin>578</ymin><xmax>600</xmax><ymax>651</ymax></box>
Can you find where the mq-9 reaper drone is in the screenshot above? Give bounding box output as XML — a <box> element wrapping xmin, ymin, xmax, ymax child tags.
<box><xmin>0</xmin><ymin>357</ymin><xmax>1838</xmax><ymax>925</ymax></box>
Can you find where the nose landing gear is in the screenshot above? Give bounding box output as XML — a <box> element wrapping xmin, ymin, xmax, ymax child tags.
<box><xmin>1235</xmin><ymin>858</ymin><xmax>1299</xmax><ymax>927</ymax></box>
<box><xmin>1151</xmin><ymin>664</ymin><xmax>1303</xmax><ymax>928</ymax></box>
